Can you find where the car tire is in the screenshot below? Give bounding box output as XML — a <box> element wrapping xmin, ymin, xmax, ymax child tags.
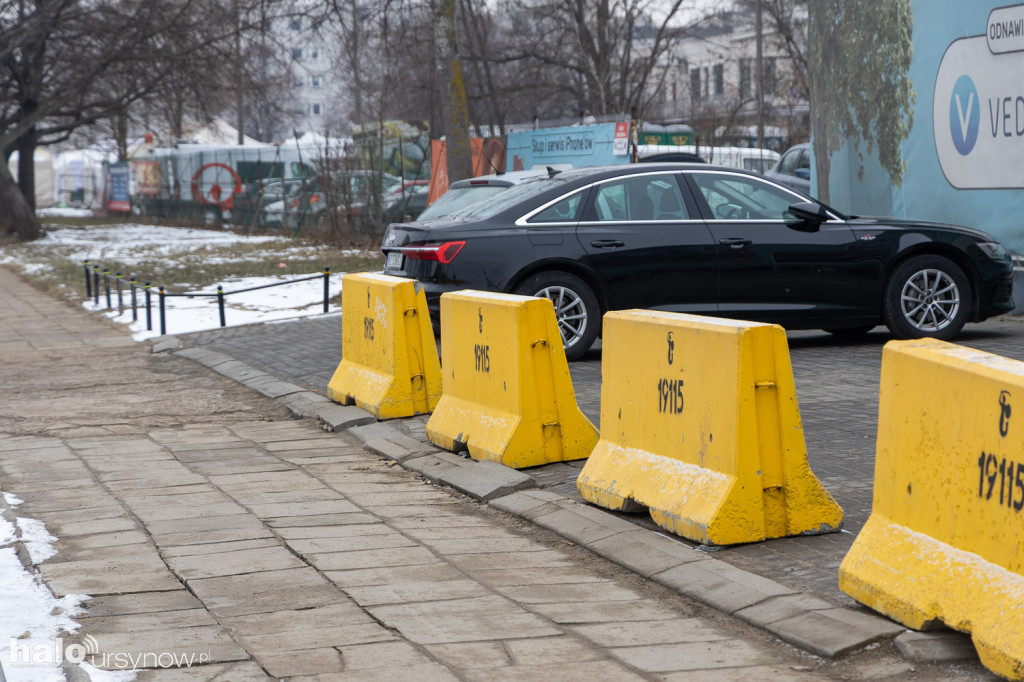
<box><xmin>883</xmin><ymin>254</ymin><xmax>972</xmax><ymax>340</ymax></box>
<box><xmin>514</xmin><ymin>271</ymin><xmax>600</xmax><ymax>361</ymax></box>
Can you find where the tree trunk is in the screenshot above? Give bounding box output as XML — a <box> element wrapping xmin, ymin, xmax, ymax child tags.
<box><xmin>807</xmin><ymin>2</ymin><xmax>831</xmax><ymax>205</ymax></box>
<box><xmin>0</xmin><ymin>162</ymin><xmax>42</xmax><ymax>241</ymax></box>
<box><xmin>811</xmin><ymin>113</ymin><xmax>831</xmax><ymax>205</ymax></box>
<box><xmin>17</xmin><ymin>128</ymin><xmax>38</xmax><ymax>213</ymax></box>
<box><xmin>437</xmin><ymin>0</ymin><xmax>473</xmax><ymax>182</ymax></box>
<box><xmin>115</xmin><ymin>110</ymin><xmax>130</xmax><ymax>161</ymax></box>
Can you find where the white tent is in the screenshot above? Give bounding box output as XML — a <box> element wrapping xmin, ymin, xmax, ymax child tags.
<box><xmin>129</xmin><ymin>118</ymin><xmax>260</xmax><ymax>158</ymax></box>
<box><xmin>53</xmin><ymin>148</ymin><xmax>114</xmax><ymax>208</ymax></box>
<box><xmin>182</xmin><ymin>118</ymin><xmax>260</xmax><ymax>146</ymax></box>
<box><xmin>8</xmin><ymin>149</ymin><xmax>56</xmax><ymax>208</ymax></box>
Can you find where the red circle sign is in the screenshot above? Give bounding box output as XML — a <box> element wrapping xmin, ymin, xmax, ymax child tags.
<box><xmin>191</xmin><ymin>163</ymin><xmax>242</xmax><ymax>209</ymax></box>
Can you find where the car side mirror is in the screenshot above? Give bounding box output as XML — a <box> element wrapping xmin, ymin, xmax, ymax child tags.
<box><xmin>786</xmin><ymin>201</ymin><xmax>828</xmax><ymax>231</ymax></box>
<box><xmin>794</xmin><ymin>168</ymin><xmax>811</xmax><ymax>180</ymax></box>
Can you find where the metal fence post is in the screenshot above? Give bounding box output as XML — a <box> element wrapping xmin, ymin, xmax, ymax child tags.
<box><xmin>130</xmin><ymin>276</ymin><xmax>138</xmax><ymax>322</ymax></box>
<box><xmin>323</xmin><ymin>266</ymin><xmax>330</xmax><ymax>313</ymax></box>
<box><xmin>93</xmin><ymin>267</ymin><xmax>100</xmax><ymax>305</ymax></box>
<box><xmin>115</xmin><ymin>272</ymin><xmax>123</xmax><ymax>313</ymax></box>
<box><xmin>159</xmin><ymin>287</ymin><xmax>167</xmax><ymax>335</ymax></box>
<box><xmin>84</xmin><ymin>261</ymin><xmax>92</xmax><ymax>299</ymax></box>
<box><xmin>217</xmin><ymin>285</ymin><xmax>226</xmax><ymax>327</ymax></box>
<box><xmin>103</xmin><ymin>269</ymin><xmax>111</xmax><ymax>308</ymax></box>
<box><xmin>145</xmin><ymin>282</ymin><xmax>152</xmax><ymax>331</ymax></box>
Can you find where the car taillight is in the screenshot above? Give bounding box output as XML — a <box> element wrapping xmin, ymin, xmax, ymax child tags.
<box><xmin>399</xmin><ymin>241</ymin><xmax>466</xmax><ymax>264</ymax></box>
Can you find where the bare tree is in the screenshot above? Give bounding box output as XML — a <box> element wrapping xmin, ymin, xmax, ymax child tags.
<box><xmin>0</xmin><ymin>0</ymin><xmax>247</xmax><ymax>240</ymax></box>
<box><xmin>507</xmin><ymin>0</ymin><xmax>687</xmax><ymax>120</ymax></box>
<box><xmin>734</xmin><ymin>0</ymin><xmax>807</xmax><ymax>108</ymax></box>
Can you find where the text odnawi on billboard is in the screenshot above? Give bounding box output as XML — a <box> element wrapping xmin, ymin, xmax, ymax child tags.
<box><xmin>934</xmin><ymin>3</ymin><xmax>1024</xmax><ymax>189</ymax></box>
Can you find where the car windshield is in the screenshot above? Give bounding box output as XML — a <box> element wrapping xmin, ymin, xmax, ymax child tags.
<box><xmin>418</xmin><ymin>185</ymin><xmax>510</xmax><ymax>221</ymax></box>
<box><xmin>456</xmin><ymin>176</ymin><xmax>561</xmax><ymax>220</ymax></box>
<box><xmin>379</xmin><ymin>175</ymin><xmax>402</xmax><ymax>193</ymax></box>
<box><xmin>742</xmin><ymin>158</ymin><xmax>774</xmax><ymax>173</ymax></box>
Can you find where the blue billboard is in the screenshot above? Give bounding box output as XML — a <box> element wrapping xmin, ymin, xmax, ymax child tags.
<box><xmin>819</xmin><ymin>1</ymin><xmax>1024</xmax><ymax>254</ymax></box>
<box><xmin>506</xmin><ymin>122</ymin><xmax>629</xmax><ymax>171</ymax></box>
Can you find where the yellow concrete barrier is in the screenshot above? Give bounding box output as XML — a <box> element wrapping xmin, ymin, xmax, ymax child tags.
<box><xmin>327</xmin><ymin>273</ymin><xmax>441</xmax><ymax>419</ymax></box>
<box><xmin>576</xmin><ymin>311</ymin><xmax>842</xmax><ymax>546</ymax></box>
<box><xmin>840</xmin><ymin>339</ymin><xmax>1024</xmax><ymax>680</ymax></box>
<box><xmin>425</xmin><ymin>291</ymin><xmax>598</xmax><ymax>468</ymax></box>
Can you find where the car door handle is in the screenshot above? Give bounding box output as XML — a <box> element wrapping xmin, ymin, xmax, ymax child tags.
<box><xmin>591</xmin><ymin>240</ymin><xmax>625</xmax><ymax>248</ymax></box>
<box><xmin>719</xmin><ymin>237</ymin><xmax>752</xmax><ymax>247</ymax></box>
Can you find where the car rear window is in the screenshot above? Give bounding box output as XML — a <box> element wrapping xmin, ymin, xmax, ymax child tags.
<box><xmin>456</xmin><ymin>176</ymin><xmax>564</xmax><ymax>220</ymax></box>
<box><xmin>418</xmin><ymin>186</ymin><xmax>510</xmax><ymax>221</ymax></box>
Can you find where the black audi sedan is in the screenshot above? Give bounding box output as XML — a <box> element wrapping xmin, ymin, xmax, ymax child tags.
<box><xmin>382</xmin><ymin>164</ymin><xmax>1014</xmax><ymax>360</ymax></box>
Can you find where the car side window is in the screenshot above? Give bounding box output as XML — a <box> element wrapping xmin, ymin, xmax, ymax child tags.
<box><xmin>779</xmin><ymin>149</ymin><xmax>801</xmax><ymax>175</ymax></box>
<box><xmin>690</xmin><ymin>172</ymin><xmax>798</xmax><ymax>221</ymax></box>
<box><xmin>528</xmin><ymin>191</ymin><xmax>584</xmax><ymax>223</ymax></box>
<box><xmin>796</xmin><ymin>149</ymin><xmax>811</xmax><ymax>171</ymax></box>
<box><xmin>592</xmin><ymin>175</ymin><xmax>690</xmax><ymax>221</ymax></box>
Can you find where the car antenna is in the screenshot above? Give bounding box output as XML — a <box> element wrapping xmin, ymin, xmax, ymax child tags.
<box><xmin>547</xmin><ymin>166</ymin><xmax>561</xmax><ymax>178</ymax></box>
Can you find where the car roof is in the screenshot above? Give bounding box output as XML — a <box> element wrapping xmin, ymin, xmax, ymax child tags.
<box><xmin>550</xmin><ymin>162</ymin><xmax>739</xmax><ymax>181</ymax></box>
<box><xmin>446</xmin><ymin>162</ymin><xmax>768</xmax><ymax>202</ymax></box>
<box><xmin>447</xmin><ymin>169</ymin><xmax>553</xmax><ymax>189</ymax></box>
<box><xmin>638</xmin><ymin>152</ymin><xmax>705</xmax><ymax>163</ymax></box>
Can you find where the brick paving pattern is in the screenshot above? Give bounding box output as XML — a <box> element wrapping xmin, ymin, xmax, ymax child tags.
<box><xmin>4</xmin><ymin>268</ymin><xmax>853</xmax><ymax>679</ymax></box>
<box><xmin>182</xmin><ymin>315</ymin><xmax>1024</xmax><ymax>607</ymax></box>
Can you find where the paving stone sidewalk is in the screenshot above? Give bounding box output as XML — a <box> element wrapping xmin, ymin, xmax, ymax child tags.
<box><xmin>0</xmin><ymin>268</ymin><xmax>878</xmax><ymax>681</ymax></box>
<box><xmin>179</xmin><ymin>307</ymin><xmax>1024</xmax><ymax>679</ymax></box>
<box><xmin>182</xmin><ymin>313</ymin><xmax>1024</xmax><ymax>604</ymax></box>
<box><xmin>2</xmin><ymin>266</ymin><xmax>1009</xmax><ymax>679</ymax></box>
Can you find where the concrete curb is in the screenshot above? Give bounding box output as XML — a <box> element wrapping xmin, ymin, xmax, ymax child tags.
<box><xmin>173</xmin><ymin>347</ymin><xmax>329</xmax><ymax>418</ymax></box>
<box><xmin>169</xmin><ymin>345</ymin><xmax>960</xmax><ymax>662</ymax></box>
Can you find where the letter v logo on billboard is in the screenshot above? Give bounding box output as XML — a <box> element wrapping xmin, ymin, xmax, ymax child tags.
<box><xmin>950</xmin><ymin>75</ymin><xmax>980</xmax><ymax>155</ymax></box>
<box><xmin>933</xmin><ymin>17</ymin><xmax>1024</xmax><ymax>190</ymax></box>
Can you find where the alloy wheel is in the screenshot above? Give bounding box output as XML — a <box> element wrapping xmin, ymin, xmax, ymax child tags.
<box><xmin>535</xmin><ymin>285</ymin><xmax>588</xmax><ymax>348</ymax></box>
<box><xmin>900</xmin><ymin>268</ymin><xmax>961</xmax><ymax>333</ymax></box>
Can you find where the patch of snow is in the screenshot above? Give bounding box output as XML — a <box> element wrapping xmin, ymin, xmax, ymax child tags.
<box><xmin>36</xmin><ymin>208</ymin><xmax>94</xmax><ymax>218</ymax></box>
<box><xmin>15</xmin><ymin>518</ymin><xmax>58</xmax><ymax>564</ymax></box>
<box><xmin>0</xmin><ymin>224</ymin><xmax>384</xmax><ymax>341</ymax></box>
<box><xmin>86</xmin><ymin>272</ymin><xmax>346</xmax><ymax>341</ymax></box>
<box><xmin>24</xmin><ymin>225</ymin><xmax>288</xmax><ymax>268</ymax></box>
<box><xmin>0</xmin><ymin>505</ymin><xmax>92</xmax><ymax>682</ymax></box>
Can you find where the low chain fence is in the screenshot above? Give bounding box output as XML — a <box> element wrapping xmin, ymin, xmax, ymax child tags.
<box><xmin>82</xmin><ymin>261</ymin><xmax>333</xmax><ymax>336</ymax></box>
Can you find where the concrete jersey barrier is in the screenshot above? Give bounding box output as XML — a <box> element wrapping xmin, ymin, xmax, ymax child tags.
<box><xmin>576</xmin><ymin>310</ymin><xmax>843</xmax><ymax>546</ymax></box>
<box><xmin>840</xmin><ymin>338</ymin><xmax>1024</xmax><ymax>680</ymax></box>
<box><xmin>426</xmin><ymin>290</ymin><xmax>598</xmax><ymax>468</ymax></box>
<box><xmin>327</xmin><ymin>272</ymin><xmax>441</xmax><ymax>419</ymax></box>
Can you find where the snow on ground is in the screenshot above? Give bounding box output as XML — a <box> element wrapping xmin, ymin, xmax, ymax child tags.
<box><xmin>36</xmin><ymin>208</ymin><xmax>95</xmax><ymax>219</ymax></box>
<box><xmin>0</xmin><ymin>224</ymin><xmax>372</xmax><ymax>340</ymax></box>
<box><xmin>0</xmin><ymin>493</ymin><xmax>103</xmax><ymax>682</ymax></box>
<box><xmin>4</xmin><ymin>224</ymin><xmax>293</xmax><ymax>274</ymax></box>
<box><xmin>87</xmin><ymin>273</ymin><xmax>344</xmax><ymax>341</ymax></box>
